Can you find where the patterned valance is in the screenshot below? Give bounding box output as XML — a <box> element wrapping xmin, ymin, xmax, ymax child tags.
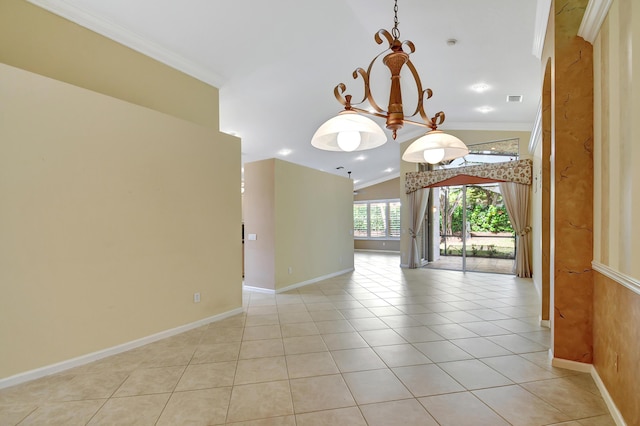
<box><xmin>405</xmin><ymin>159</ymin><xmax>532</xmax><ymax>194</ymax></box>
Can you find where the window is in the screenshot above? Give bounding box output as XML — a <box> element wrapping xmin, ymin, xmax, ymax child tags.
<box><xmin>353</xmin><ymin>199</ymin><xmax>401</xmax><ymax>239</ymax></box>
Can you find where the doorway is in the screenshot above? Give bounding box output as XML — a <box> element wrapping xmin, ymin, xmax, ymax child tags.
<box><xmin>427</xmin><ymin>183</ymin><xmax>516</xmax><ymax>274</ymax></box>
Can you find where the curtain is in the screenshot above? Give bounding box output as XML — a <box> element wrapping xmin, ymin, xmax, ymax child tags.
<box><xmin>499</xmin><ymin>182</ymin><xmax>532</xmax><ymax>277</ymax></box>
<box><xmin>407</xmin><ymin>188</ymin><xmax>429</xmax><ymax>268</ymax></box>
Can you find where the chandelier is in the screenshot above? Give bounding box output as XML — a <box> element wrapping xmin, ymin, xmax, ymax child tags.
<box><xmin>311</xmin><ymin>0</ymin><xmax>468</xmax><ymax>164</ymax></box>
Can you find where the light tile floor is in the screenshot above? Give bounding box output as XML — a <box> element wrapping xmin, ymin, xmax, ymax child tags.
<box><xmin>0</xmin><ymin>252</ymin><xmax>615</xmax><ymax>425</ymax></box>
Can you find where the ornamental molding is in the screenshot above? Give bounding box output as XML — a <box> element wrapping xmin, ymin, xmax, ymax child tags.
<box><xmin>578</xmin><ymin>0</ymin><xmax>614</xmax><ymax>44</ymax></box>
<box><xmin>26</xmin><ymin>0</ymin><xmax>222</xmax><ymax>87</ymax></box>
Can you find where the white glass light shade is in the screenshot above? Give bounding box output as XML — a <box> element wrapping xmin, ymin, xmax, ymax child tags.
<box><xmin>311</xmin><ymin>111</ymin><xmax>387</xmax><ymax>151</ymax></box>
<box><xmin>402</xmin><ymin>130</ymin><xmax>469</xmax><ymax>164</ymax></box>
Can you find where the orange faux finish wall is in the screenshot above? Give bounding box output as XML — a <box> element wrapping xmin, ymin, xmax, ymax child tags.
<box><xmin>593</xmin><ymin>272</ymin><xmax>640</xmax><ymax>425</ymax></box>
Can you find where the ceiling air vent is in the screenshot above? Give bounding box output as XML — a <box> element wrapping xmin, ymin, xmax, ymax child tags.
<box><xmin>506</xmin><ymin>95</ymin><xmax>523</xmax><ymax>103</ymax></box>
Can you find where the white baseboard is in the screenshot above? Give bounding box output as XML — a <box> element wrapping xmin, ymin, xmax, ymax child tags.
<box><xmin>551</xmin><ymin>357</ymin><xmax>593</xmax><ymax>373</ymax></box>
<box><xmin>243</xmin><ymin>268</ymin><xmax>355</xmax><ymax>295</ymax></box>
<box><xmin>274</xmin><ymin>268</ymin><xmax>354</xmax><ymax>294</ymax></box>
<box><xmin>590</xmin><ymin>366</ymin><xmax>627</xmax><ymax>426</ymax></box>
<box><xmin>539</xmin><ymin>318</ymin><xmax>550</xmax><ymax>328</ymax></box>
<box><xmin>0</xmin><ymin>307</ymin><xmax>244</xmax><ymax>390</ymax></box>
<box><xmin>354</xmin><ymin>249</ymin><xmax>400</xmax><ymax>254</ymax></box>
<box><xmin>551</xmin><ymin>357</ymin><xmax>626</xmax><ymax>425</ymax></box>
<box><xmin>242</xmin><ymin>285</ymin><xmax>275</xmax><ymax>294</ymax></box>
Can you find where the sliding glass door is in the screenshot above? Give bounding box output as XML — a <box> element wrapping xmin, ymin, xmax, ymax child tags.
<box><xmin>428</xmin><ymin>183</ymin><xmax>516</xmax><ymax>274</ymax></box>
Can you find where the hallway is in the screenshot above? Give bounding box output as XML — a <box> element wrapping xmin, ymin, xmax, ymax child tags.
<box><xmin>0</xmin><ymin>253</ymin><xmax>613</xmax><ymax>425</ymax></box>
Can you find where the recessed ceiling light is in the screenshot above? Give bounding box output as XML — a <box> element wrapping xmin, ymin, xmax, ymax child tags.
<box><xmin>471</xmin><ymin>83</ymin><xmax>490</xmax><ymax>93</ymax></box>
<box><xmin>355</xmin><ymin>155</ymin><xmax>366</xmax><ymax>161</ymax></box>
<box><xmin>278</xmin><ymin>149</ymin><xmax>292</xmax><ymax>156</ymax></box>
<box><xmin>477</xmin><ymin>106</ymin><xmax>494</xmax><ymax>113</ymax></box>
<box><xmin>384</xmin><ymin>167</ymin><xmax>393</xmax><ymax>173</ymax></box>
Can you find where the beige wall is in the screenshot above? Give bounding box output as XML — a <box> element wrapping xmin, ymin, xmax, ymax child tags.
<box><xmin>0</xmin><ymin>0</ymin><xmax>241</xmax><ymax>381</ymax></box>
<box><xmin>0</xmin><ymin>64</ymin><xmax>242</xmax><ymax>379</ymax></box>
<box><xmin>244</xmin><ymin>159</ymin><xmax>354</xmax><ymax>291</ymax></box>
<box><xmin>591</xmin><ymin>0</ymin><xmax>640</xmax><ymax>423</ymax></box>
<box><xmin>0</xmin><ymin>0</ymin><xmax>218</xmax><ymax>130</ymax></box>
<box><xmin>243</xmin><ymin>160</ymin><xmax>276</xmax><ymax>290</ymax></box>
<box><xmin>354</xmin><ymin>177</ymin><xmax>400</xmax><ymax>201</ymax></box>
<box><xmin>400</xmin><ymin>129</ymin><xmax>532</xmax><ymax>267</ymax></box>
<box><xmin>354</xmin><ymin>177</ymin><xmax>401</xmax><ymax>252</ymax></box>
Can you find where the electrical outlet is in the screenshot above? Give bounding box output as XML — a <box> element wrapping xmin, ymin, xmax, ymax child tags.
<box><xmin>193</xmin><ymin>292</ymin><xmax>201</xmax><ymax>303</ymax></box>
<box><xmin>288</xmin><ymin>267</ymin><xmax>293</xmax><ymax>274</ymax></box>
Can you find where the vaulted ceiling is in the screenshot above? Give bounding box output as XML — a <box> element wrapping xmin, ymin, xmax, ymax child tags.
<box><xmin>31</xmin><ymin>0</ymin><xmax>545</xmax><ymax>188</ymax></box>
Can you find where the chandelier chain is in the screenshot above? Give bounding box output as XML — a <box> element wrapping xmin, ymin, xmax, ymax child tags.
<box><xmin>392</xmin><ymin>0</ymin><xmax>400</xmax><ymax>40</ymax></box>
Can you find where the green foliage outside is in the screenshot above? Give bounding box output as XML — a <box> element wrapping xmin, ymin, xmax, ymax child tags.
<box><xmin>442</xmin><ymin>186</ymin><xmax>514</xmax><ymax>235</ymax></box>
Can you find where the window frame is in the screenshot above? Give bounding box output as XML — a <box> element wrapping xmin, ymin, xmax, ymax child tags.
<box><xmin>353</xmin><ymin>199</ymin><xmax>401</xmax><ymax>240</ymax></box>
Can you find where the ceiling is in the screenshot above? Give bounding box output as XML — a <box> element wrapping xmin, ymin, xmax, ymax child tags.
<box><xmin>32</xmin><ymin>0</ymin><xmax>545</xmax><ymax>188</ymax></box>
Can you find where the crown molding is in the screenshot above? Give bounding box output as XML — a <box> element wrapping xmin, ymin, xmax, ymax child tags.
<box><xmin>354</xmin><ymin>172</ymin><xmax>400</xmax><ymax>191</ymax></box>
<box><xmin>532</xmin><ymin>0</ymin><xmax>552</xmax><ymax>58</ymax></box>
<box><xmin>529</xmin><ymin>101</ymin><xmax>543</xmax><ymax>154</ymax></box>
<box><xmin>26</xmin><ymin>0</ymin><xmax>225</xmax><ymax>88</ymax></box>
<box><xmin>443</xmin><ymin>121</ymin><xmax>534</xmax><ymax>132</ymax></box>
<box><xmin>578</xmin><ymin>0</ymin><xmax>613</xmax><ymax>44</ymax></box>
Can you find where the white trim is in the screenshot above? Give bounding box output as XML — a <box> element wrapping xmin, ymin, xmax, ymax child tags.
<box><xmin>551</xmin><ymin>357</ymin><xmax>594</xmax><ymax>373</ymax></box>
<box><xmin>354</xmin><ymin>173</ymin><xmax>400</xmax><ymax>191</ymax></box>
<box><xmin>591</xmin><ymin>366</ymin><xmax>627</xmax><ymax>425</ymax></box>
<box><xmin>592</xmin><ymin>261</ymin><xmax>640</xmax><ymax>296</ymax></box>
<box><xmin>242</xmin><ymin>285</ymin><xmax>275</xmax><ymax>295</ymax></box>
<box><xmin>0</xmin><ymin>307</ymin><xmax>243</xmax><ymax>389</ymax></box>
<box><xmin>243</xmin><ymin>269</ymin><xmax>355</xmax><ymax>295</ymax></box>
<box><xmin>274</xmin><ymin>268</ymin><xmax>354</xmax><ymax>294</ymax></box>
<box><xmin>26</xmin><ymin>0</ymin><xmax>224</xmax><ymax>87</ymax></box>
<box><xmin>529</xmin><ymin>101</ymin><xmax>543</xmax><ymax>154</ymax></box>
<box><xmin>442</xmin><ymin>121</ymin><xmax>534</xmax><ymax>132</ymax></box>
<box><xmin>539</xmin><ymin>319</ymin><xmax>550</xmax><ymax>328</ymax></box>
<box><xmin>532</xmin><ymin>0</ymin><xmax>552</xmax><ymax>58</ymax></box>
<box><xmin>578</xmin><ymin>0</ymin><xmax>614</xmax><ymax>44</ymax></box>
<box><xmin>552</xmin><ymin>358</ymin><xmax>627</xmax><ymax>425</ymax></box>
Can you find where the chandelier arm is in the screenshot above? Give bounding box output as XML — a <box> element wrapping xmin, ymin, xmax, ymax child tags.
<box><xmin>375</xmin><ymin>29</ymin><xmax>394</xmax><ymax>48</ymax></box>
<box><xmin>361</xmin><ymin>49</ymin><xmax>392</xmax><ymax>114</ymax></box>
<box><xmin>392</xmin><ymin>117</ymin><xmax>433</xmax><ymax>129</ymax></box>
<box><xmin>349</xmin><ymin>68</ymin><xmax>370</xmax><ymax>106</ymax></box>
<box><xmin>404</xmin><ymin>59</ymin><xmax>436</xmax><ymax>128</ymax></box>
<box><xmin>402</xmin><ymin>40</ymin><xmax>416</xmax><ymax>54</ymax></box>
<box><xmin>432</xmin><ymin>111</ymin><xmax>446</xmax><ymax>126</ymax></box>
<box><xmin>350</xmin><ymin>106</ymin><xmax>434</xmax><ymax>130</ymax></box>
<box><xmin>333</xmin><ymin>83</ymin><xmax>348</xmax><ymax>106</ymax></box>
<box><xmin>349</xmin><ymin>106</ymin><xmax>389</xmax><ymax>121</ymax></box>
